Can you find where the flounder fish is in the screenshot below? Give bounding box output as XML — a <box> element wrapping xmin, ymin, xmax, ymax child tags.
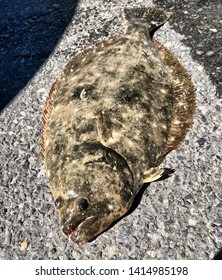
<box><xmin>41</xmin><ymin>7</ymin><xmax>195</xmax><ymax>244</ymax></box>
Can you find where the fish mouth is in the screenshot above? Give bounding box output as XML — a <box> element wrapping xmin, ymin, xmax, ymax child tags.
<box><xmin>66</xmin><ymin>219</ymin><xmax>85</xmax><ymax>239</ymax></box>
<box><xmin>66</xmin><ymin>216</ymin><xmax>96</xmax><ymax>244</ymax></box>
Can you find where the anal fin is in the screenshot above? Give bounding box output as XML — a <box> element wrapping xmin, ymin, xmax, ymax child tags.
<box><xmin>153</xmin><ymin>39</ymin><xmax>196</xmax><ymax>164</ymax></box>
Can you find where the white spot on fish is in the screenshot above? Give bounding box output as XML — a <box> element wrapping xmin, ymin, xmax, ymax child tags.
<box><xmin>108</xmin><ymin>204</ymin><xmax>113</xmax><ymax>210</ymax></box>
<box><xmin>80</xmin><ymin>88</ymin><xmax>87</xmax><ymax>100</ymax></box>
<box><xmin>67</xmin><ymin>190</ymin><xmax>78</xmax><ymax>199</ymax></box>
<box><xmin>125</xmin><ymin>138</ymin><xmax>135</xmax><ymax>148</ymax></box>
<box><xmin>160</xmin><ymin>88</ymin><xmax>167</xmax><ymax>94</ymax></box>
<box><xmin>174</xmin><ymin>119</ymin><xmax>181</xmax><ymax>125</ymax></box>
<box><xmin>45</xmin><ymin>139</ymin><xmax>50</xmax><ymax>147</ymax></box>
<box><xmin>178</xmin><ymin>102</ymin><xmax>184</xmax><ymax>106</ymax></box>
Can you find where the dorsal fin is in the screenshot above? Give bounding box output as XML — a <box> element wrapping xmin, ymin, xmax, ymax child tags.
<box><xmin>153</xmin><ymin>39</ymin><xmax>196</xmax><ymax>164</ymax></box>
<box><xmin>123</xmin><ymin>7</ymin><xmax>172</xmax><ymax>36</ymax></box>
<box><xmin>41</xmin><ymin>81</ymin><xmax>60</xmax><ymax>158</ymax></box>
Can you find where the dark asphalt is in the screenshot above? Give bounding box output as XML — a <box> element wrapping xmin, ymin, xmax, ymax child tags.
<box><xmin>0</xmin><ymin>0</ymin><xmax>79</xmax><ymax>111</ymax></box>
<box><xmin>154</xmin><ymin>0</ymin><xmax>221</xmax><ymax>98</ymax></box>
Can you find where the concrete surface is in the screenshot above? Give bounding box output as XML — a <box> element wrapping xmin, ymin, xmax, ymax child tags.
<box><xmin>0</xmin><ymin>0</ymin><xmax>221</xmax><ymax>259</ymax></box>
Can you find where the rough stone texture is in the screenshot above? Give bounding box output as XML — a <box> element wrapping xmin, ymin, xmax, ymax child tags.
<box><xmin>0</xmin><ymin>0</ymin><xmax>221</xmax><ymax>259</ymax></box>
<box><xmin>154</xmin><ymin>0</ymin><xmax>222</xmax><ymax>98</ymax></box>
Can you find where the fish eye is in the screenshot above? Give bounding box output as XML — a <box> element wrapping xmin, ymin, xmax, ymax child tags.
<box><xmin>77</xmin><ymin>198</ymin><xmax>88</xmax><ymax>212</ymax></box>
<box><xmin>54</xmin><ymin>196</ymin><xmax>64</xmax><ymax>209</ymax></box>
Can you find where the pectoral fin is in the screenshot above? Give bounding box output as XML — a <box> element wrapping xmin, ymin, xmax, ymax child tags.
<box><xmin>143</xmin><ymin>167</ymin><xmax>174</xmax><ymax>183</ymax></box>
<box><xmin>96</xmin><ymin>110</ymin><xmax>113</xmax><ymax>142</ymax></box>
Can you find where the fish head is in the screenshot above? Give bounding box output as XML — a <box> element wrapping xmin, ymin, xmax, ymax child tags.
<box><xmin>52</xmin><ymin>142</ymin><xmax>135</xmax><ymax>244</ymax></box>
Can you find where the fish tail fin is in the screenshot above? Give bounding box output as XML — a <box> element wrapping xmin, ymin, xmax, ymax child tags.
<box><xmin>123</xmin><ymin>7</ymin><xmax>172</xmax><ymax>36</ymax></box>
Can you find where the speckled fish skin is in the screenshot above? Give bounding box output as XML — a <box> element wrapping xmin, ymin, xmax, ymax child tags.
<box><xmin>42</xmin><ymin>7</ymin><xmax>195</xmax><ymax>244</ymax></box>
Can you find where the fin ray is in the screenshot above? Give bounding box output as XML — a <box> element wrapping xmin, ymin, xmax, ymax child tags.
<box><xmin>153</xmin><ymin>39</ymin><xmax>196</xmax><ymax>164</ymax></box>
<box><xmin>41</xmin><ymin>82</ymin><xmax>59</xmax><ymax>158</ymax></box>
<box><xmin>143</xmin><ymin>167</ymin><xmax>165</xmax><ymax>183</ymax></box>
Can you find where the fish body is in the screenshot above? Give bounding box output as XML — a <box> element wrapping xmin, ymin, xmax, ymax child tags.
<box><xmin>42</xmin><ymin>7</ymin><xmax>195</xmax><ymax>244</ymax></box>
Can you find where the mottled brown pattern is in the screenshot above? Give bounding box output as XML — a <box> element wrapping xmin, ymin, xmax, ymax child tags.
<box><xmin>41</xmin><ymin>7</ymin><xmax>195</xmax><ymax>244</ymax></box>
